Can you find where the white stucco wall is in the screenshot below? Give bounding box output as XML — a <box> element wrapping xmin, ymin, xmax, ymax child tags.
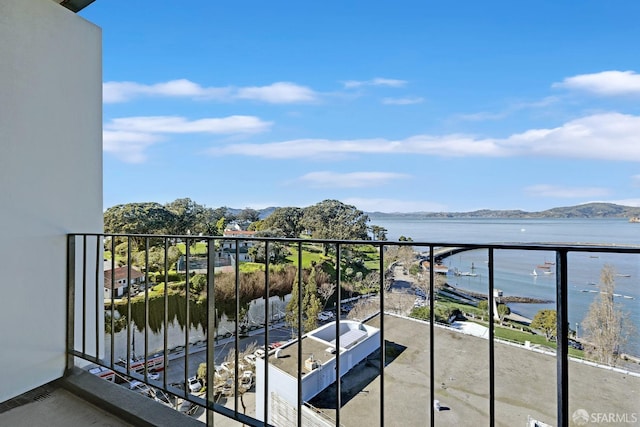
<box><xmin>0</xmin><ymin>0</ymin><xmax>102</xmax><ymax>402</ymax></box>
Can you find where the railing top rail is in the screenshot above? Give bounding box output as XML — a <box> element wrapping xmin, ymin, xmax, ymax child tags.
<box><xmin>69</xmin><ymin>232</ymin><xmax>640</xmax><ymax>254</ymax></box>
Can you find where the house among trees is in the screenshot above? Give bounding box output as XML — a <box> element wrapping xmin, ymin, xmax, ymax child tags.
<box><xmin>103</xmin><ymin>265</ymin><xmax>145</xmax><ymax>299</ymax></box>
<box><xmin>221</xmin><ymin>229</ymin><xmax>257</xmax><ymax>262</ymax></box>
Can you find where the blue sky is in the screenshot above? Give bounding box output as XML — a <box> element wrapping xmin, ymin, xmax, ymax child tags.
<box><xmin>81</xmin><ymin>1</ymin><xmax>640</xmax><ymax>213</ymax></box>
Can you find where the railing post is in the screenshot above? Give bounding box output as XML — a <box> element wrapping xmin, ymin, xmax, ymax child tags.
<box><xmin>206</xmin><ymin>238</ymin><xmax>216</xmax><ymax>427</ymax></box>
<box><xmin>66</xmin><ymin>234</ymin><xmax>76</xmax><ymax>375</ymax></box>
<box><xmin>556</xmin><ymin>249</ymin><xmax>569</xmax><ymax>427</ymax></box>
<box><xmin>379</xmin><ymin>243</ymin><xmax>385</xmax><ymax>427</ymax></box>
<box><xmin>429</xmin><ymin>244</ymin><xmax>435</xmax><ymax>427</ymax></box>
<box><xmin>488</xmin><ymin>248</ymin><xmax>495</xmax><ymax>427</ymax></box>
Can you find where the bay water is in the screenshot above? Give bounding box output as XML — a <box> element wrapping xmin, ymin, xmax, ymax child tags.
<box><xmin>370</xmin><ymin>216</ymin><xmax>640</xmax><ymax>355</ymax></box>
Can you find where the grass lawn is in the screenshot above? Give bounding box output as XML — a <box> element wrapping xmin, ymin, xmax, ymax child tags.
<box><xmin>176</xmin><ymin>241</ymin><xmax>208</xmax><ymax>255</ymax></box>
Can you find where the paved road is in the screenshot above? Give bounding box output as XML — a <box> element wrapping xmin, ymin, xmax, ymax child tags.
<box><xmin>162</xmin><ymin>323</ymin><xmax>295</xmax><ymax>386</ymax></box>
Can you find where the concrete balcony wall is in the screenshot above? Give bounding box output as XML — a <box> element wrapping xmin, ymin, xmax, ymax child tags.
<box><xmin>0</xmin><ymin>0</ymin><xmax>102</xmax><ymax>402</ymax></box>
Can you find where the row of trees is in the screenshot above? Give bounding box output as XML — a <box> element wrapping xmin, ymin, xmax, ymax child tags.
<box><xmin>104</xmin><ymin>198</ymin><xmax>261</xmax><ymax>237</ymax></box>
<box><xmin>104</xmin><ymin>198</ymin><xmax>381</xmax><ymax>245</ymax></box>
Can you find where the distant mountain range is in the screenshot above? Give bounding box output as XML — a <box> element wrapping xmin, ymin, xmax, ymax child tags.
<box><xmin>246</xmin><ymin>202</ymin><xmax>640</xmax><ymax>220</ymax></box>
<box><xmin>366</xmin><ymin>203</ymin><xmax>640</xmax><ymax>219</ymax></box>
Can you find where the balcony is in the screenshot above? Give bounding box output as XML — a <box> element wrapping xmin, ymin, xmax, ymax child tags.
<box><xmin>19</xmin><ymin>233</ymin><xmax>628</xmax><ymax>427</ymax></box>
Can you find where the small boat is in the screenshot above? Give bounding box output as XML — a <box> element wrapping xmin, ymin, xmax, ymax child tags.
<box><xmin>531</xmin><ymin>269</ymin><xmax>537</xmax><ymax>276</ymax></box>
<box><xmin>629</xmin><ymin>217</ymin><xmax>640</xmax><ymax>223</ymax></box>
<box><xmin>623</xmin><ymin>295</ymin><xmax>635</xmax><ymax>299</ymax></box>
<box><xmin>616</xmin><ymin>274</ymin><xmax>631</xmax><ymax>278</ymax></box>
<box><xmin>537</xmin><ymin>264</ymin><xmax>551</xmax><ymax>269</ymax></box>
<box><xmin>543</xmin><ymin>270</ymin><xmax>553</xmax><ymax>275</ymax></box>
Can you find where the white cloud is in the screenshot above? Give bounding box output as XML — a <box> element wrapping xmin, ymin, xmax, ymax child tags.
<box><xmin>103</xmin><ymin>79</ymin><xmax>230</xmax><ymax>103</ymax></box>
<box><xmin>343</xmin><ymin>78</ymin><xmax>407</xmax><ymax>88</ymax></box>
<box><xmin>103</xmin><ymin>131</ymin><xmax>162</xmax><ymax>163</ymax></box>
<box><xmin>235</xmin><ymin>82</ymin><xmax>317</xmax><ymax>103</ymax></box>
<box><xmin>298</xmin><ymin>171</ymin><xmax>410</xmax><ymax>188</ymax></box>
<box><xmin>455</xmin><ymin>96</ymin><xmax>560</xmax><ymax>122</ymax></box>
<box><xmin>104</xmin><ymin>115</ymin><xmax>272</xmax><ymax>163</ymax></box>
<box><xmin>524</xmin><ymin>184</ymin><xmax>610</xmax><ymax>198</ymax></box>
<box><xmin>382</xmin><ymin>96</ymin><xmax>424</xmax><ymax>105</ymax></box>
<box><xmin>214</xmin><ymin>134</ymin><xmax>500</xmax><ymax>159</ymax></box>
<box><xmin>553</xmin><ymin>70</ymin><xmax>640</xmax><ymax>96</ymax></box>
<box><xmin>215</xmin><ymin>112</ymin><xmax>640</xmax><ymax>162</ymax></box>
<box><xmin>103</xmin><ymin>79</ymin><xmax>317</xmax><ymax>104</ymax></box>
<box><xmin>106</xmin><ymin>115</ymin><xmax>272</xmax><ymax>134</ymax></box>
<box><xmin>343</xmin><ymin>198</ymin><xmax>447</xmax><ymax>213</ymax></box>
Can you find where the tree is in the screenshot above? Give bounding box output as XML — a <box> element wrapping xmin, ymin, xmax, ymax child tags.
<box><xmin>285</xmin><ymin>267</ymin><xmax>322</xmax><ymax>334</ymax></box>
<box><xmin>165</xmin><ymin>198</ymin><xmax>203</xmax><ymax>235</ymax></box>
<box><xmin>285</xmin><ymin>274</ymin><xmax>301</xmax><ymax>334</ymax></box>
<box><xmin>237</xmin><ymin>207</ymin><xmax>261</xmax><ymax>224</ymax></box>
<box><xmin>301</xmin><ymin>200</ymin><xmax>370</xmax><ymax>255</ymax></box>
<box><xmin>303</xmin><ymin>267</ymin><xmax>322</xmax><ymax>332</ymax></box>
<box><xmin>530</xmin><ymin>309</ymin><xmax>557</xmax><ymax>341</ymax></box>
<box><xmin>262</xmin><ymin>207</ymin><xmax>304</xmax><ymax>238</ymax></box>
<box><xmin>104</xmin><ymin>202</ymin><xmax>176</xmax><ymax>244</ymax></box>
<box><xmin>318</xmin><ymin>282</ymin><xmax>336</xmax><ymax>310</ymax></box>
<box><xmin>497</xmin><ymin>303</ymin><xmax>510</xmax><ymax>325</ymax></box>
<box><xmin>215</xmin><ymin>217</ymin><xmax>227</xmax><ymax>236</ymax></box>
<box><xmin>582</xmin><ymin>264</ymin><xmax>634</xmax><ymax>365</ymax></box>
<box><xmin>369</xmin><ymin>225</ymin><xmax>388</xmax><ymax>241</ymax></box>
<box><xmin>250</xmin><ymin>229</ymin><xmax>289</xmax><ymax>263</ymax></box>
<box><xmin>134</xmin><ymin>245</ymin><xmax>181</xmax><ymax>274</ymax></box>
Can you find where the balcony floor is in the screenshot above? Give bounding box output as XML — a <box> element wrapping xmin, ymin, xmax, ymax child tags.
<box><xmin>0</xmin><ymin>383</ymin><xmax>133</xmax><ymax>427</ymax></box>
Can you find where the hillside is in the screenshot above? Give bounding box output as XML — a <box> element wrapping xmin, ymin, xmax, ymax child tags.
<box><xmin>367</xmin><ymin>203</ymin><xmax>640</xmax><ymax>219</ymax></box>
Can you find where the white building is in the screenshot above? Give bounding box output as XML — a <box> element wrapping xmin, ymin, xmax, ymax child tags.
<box><xmin>255</xmin><ymin>320</ymin><xmax>380</xmax><ymax>426</ymax></box>
<box><xmin>221</xmin><ymin>229</ymin><xmax>256</xmax><ymax>262</ymax></box>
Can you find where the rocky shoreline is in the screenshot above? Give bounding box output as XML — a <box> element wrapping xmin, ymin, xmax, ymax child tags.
<box><xmin>445</xmin><ymin>285</ymin><xmax>553</xmax><ymax>304</ymax></box>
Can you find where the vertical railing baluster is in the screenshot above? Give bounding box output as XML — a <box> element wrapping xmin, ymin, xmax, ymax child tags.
<box><xmin>379</xmin><ymin>242</ymin><xmax>385</xmax><ymax>426</ymax></box>
<box><xmin>264</xmin><ymin>240</ymin><xmax>271</xmax><ymax>424</ymax></box>
<box><xmin>66</xmin><ymin>235</ymin><xmax>76</xmax><ymax>374</ymax></box>
<box><xmin>82</xmin><ymin>235</ymin><xmax>87</xmax><ymax>356</ymax></box>
<box><xmin>206</xmin><ymin>237</ymin><xmax>216</xmax><ymax>427</ymax></box>
<box><xmin>163</xmin><ymin>237</ymin><xmax>169</xmax><ymax>391</ymax></box>
<box><xmin>488</xmin><ymin>248</ymin><xmax>495</xmax><ymax>427</ymax></box>
<box><xmin>556</xmin><ymin>249</ymin><xmax>569</xmax><ymax>427</ymax></box>
<box><xmin>296</xmin><ymin>241</ymin><xmax>303</xmax><ymax>427</ymax></box>
<box><xmin>185</xmin><ymin>238</ymin><xmax>191</xmax><ymax>399</ymax></box>
<box><xmin>144</xmin><ymin>237</ymin><xmax>150</xmax><ymax>382</ymax></box>
<box><xmin>126</xmin><ymin>237</ymin><xmax>132</xmax><ymax>373</ymax></box>
<box><xmin>95</xmin><ymin>235</ymin><xmax>100</xmax><ymax>359</ymax></box>
<box><xmin>234</xmin><ymin>240</ymin><xmax>240</xmax><ymax>414</ymax></box>
<box><xmin>335</xmin><ymin>243</ymin><xmax>342</xmax><ymax>427</ymax></box>
<box><xmin>110</xmin><ymin>235</ymin><xmax>115</xmax><ymax>369</ymax></box>
<box><xmin>429</xmin><ymin>244</ymin><xmax>435</xmax><ymax>427</ymax></box>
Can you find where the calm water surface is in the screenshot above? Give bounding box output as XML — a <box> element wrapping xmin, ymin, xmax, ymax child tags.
<box><xmin>371</xmin><ymin>216</ymin><xmax>640</xmax><ymax>354</ymax></box>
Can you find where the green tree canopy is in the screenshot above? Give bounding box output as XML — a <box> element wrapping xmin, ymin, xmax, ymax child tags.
<box><xmin>104</xmin><ymin>202</ymin><xmax>176</xmax><ymax>237</ymax></box>
<box><xmin>301</xmin><ymin>200</ymin><xmax>370</xmax><ymax>254</ymax></box>
<box><xmin>262</xmin><ymin>207</ymin><xmax>304</xmax><ymax>238</ymax></box>
<box><xmin>530</xmin><ymin>309</ymin><xmax>557</xmax><ymax>341</ymax></box>
<box><xmin>165</xmin><ymin>198</ymin><xmax>203</xmax><ymax>235</ymax></box>
<box><xmin>237</xmin><ymin>207</ymin><xmax>261</xmax><ymax>223</ymax></box>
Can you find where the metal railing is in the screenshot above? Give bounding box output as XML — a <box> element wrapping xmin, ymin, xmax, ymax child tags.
<box><xmin>66</xmin><ymin>233</ymin><xmax>640</xmax><ymax>426</ymax></box>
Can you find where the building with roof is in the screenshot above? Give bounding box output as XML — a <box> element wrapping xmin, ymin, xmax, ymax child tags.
<box><xmin>254</xmin><ymin>320</ymin><xmax>379</xmax><ymax>425</ymax></box>
<box><xmin>103</xmin><ymin>266</ymin><xmax>145</xmax><ymax>299</ymax></box>
<box><xmin>222</xmin><ymin>229</ymin><xmax>257</xmax><ymax>262</ymax></box>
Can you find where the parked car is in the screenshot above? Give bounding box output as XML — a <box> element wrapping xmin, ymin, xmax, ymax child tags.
<box><xmin>187</xmin><ymin>376</ymin><xmax>202</xmax><ymax>393</ymax></box>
